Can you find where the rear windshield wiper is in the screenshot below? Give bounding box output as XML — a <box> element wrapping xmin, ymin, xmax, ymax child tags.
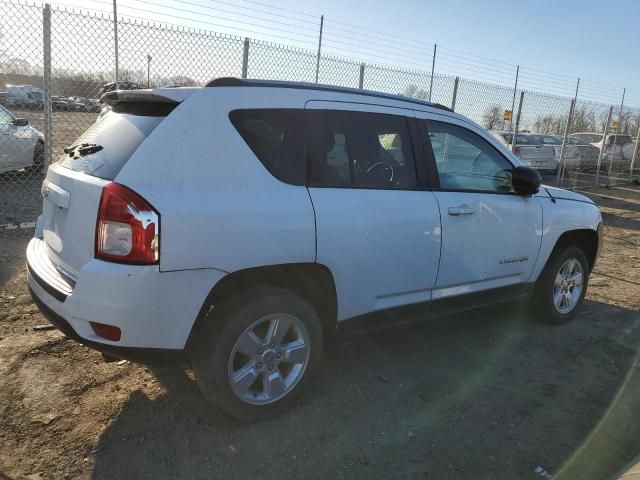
<box><xmin>63</xmin><ymin>143</ymin><xmax>104</xmax><ymax>158</ymax></box>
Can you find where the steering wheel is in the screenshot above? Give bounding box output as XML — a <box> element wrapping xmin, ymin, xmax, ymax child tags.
<box><xmin>366</xmin><ymin>160</ymin><xmax>395</xmax><ymax>184</ymax></box>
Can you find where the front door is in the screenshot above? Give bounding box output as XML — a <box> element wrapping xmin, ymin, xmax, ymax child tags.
<box><xmin>417</xmin><ymin>115</ymin><xmax>543</xmax><ymax>303</ymax></box>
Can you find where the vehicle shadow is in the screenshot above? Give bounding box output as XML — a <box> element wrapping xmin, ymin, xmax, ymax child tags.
<box><xmin>600</xmin><ymin>211</ymin><xmax>640</xmax><ymax>231</ymax></box>
<box><xmin>91</xmin><ymin>300</ymin><xmax>640</xmax><ymax>480</ymax></box>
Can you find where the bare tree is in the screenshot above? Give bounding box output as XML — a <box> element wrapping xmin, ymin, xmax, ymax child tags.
<box><xmin>403</xmin><ymin>84</ymin><xmax>429</xmax><ymax>101</ymax></box>
<box><xmin>482</xmin><ymin>105</ymin><xmax>503</xmax><ymax>130</ymax></box>
<box><xmin>533</xmin><ymin>116</ymin><xmax>556</xmax><ymax>134</ymax></box>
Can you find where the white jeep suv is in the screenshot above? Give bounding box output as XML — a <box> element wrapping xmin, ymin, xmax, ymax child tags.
<box><xmin>27</xmin><ymin>79</ymin><xmax>603</xmax><ymax>419</ymax></box>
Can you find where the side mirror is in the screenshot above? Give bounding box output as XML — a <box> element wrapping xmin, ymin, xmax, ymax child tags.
<box><xmin>511</xmin><ymin>166</ymin><xmax>542</xmax><ymax>195</ymax></box>
<box><xmin>12</xmin><ymin>118</ymin><xmax>28</xmax><ymax>127</ymax></box>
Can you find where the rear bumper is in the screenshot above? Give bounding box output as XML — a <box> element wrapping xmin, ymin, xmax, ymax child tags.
<box><xmin>26</xmin><ymin>237</ymin><xmax>226</xmax><ymax>354</ymax></box>
<box><xmin>28</xmin><ymin>286</ymin><xmax>186</xmax><ymax>366</ymax></box>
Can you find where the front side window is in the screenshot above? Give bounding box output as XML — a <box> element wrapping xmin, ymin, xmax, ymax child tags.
<box><xmin>306</xmin><ymin>110</ymin><xmax>417</xmax><ymax>189</ymax></box>
<box><xmin>426</xmin><ymin>121</ymin><xmax>514</xmax><ymax>192</ymax></box>
<box><xmin>229</xmin><ymin>109</ymin><xmax>305</xmax><ymax>185</ymax></box>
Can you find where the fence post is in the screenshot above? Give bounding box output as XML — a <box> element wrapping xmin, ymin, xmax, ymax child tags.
<box><xmin>629</xmin><ymin>122</ymin><xmax>640</xmax><ymax>180</ymax></box>
<box><xmin>113</xmin><ymin>0</ymin><xmax>118</xmax><ymax>89</ymax></box>
<box><xmin>241</xmin><ymin>38</ymin><xmax>250</xmax><ymax>78</ymax></box>
<box><xmin>557</xmin><ymin>98</ymin><xmax>576</xmax><ymax>186</ymax></box>
<box><xmin>511</xmin><ymin>91</ymin><xmax>524</xmax><ymax>152</ymax></box>
<box><xmin>451</xmin><ymin>76</ymin><xmax>459</xmax><ymax>111</ymax></box>
<box><xmin>42</xmin><ymin>4</ymin><xmax>52</xmax><ymax>169</ymax></box>
<box><xmin>428</xmin><ymin>43</ymin><xmax>436</xmax><ymax>102</ymax></box>
<box><xmin>358</xmin><ymin>63</ymin><xmax>365</xmax><ymax>89</ymax></box>
<box><xmin>595</xmin><ymin>106</ymin><xmax>613</xmax><ymax>187</ymax></box>
<box><xmin>314</xmin><ymin>15</ymin><xmax>323</xmax><ymax>83</ymax></box>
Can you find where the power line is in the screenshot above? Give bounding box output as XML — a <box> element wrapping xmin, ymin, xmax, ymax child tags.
<box><xmin>173</xmin><ymin>0</ymin><xmax>319</xmax><ymax>31</ymax></box>
<box><xmin>129</xmin><ymin>0</ymin><xmax>318</xmax><ymax>38</ymax></box>
<box><xmin>199</xmin><ymin>0</ymin><xmax>318</xmax><ymax>25</ymax></box>
<box><xmin>88</xmin><ymin>0</ymin><xmax>318</xmax><ymax>46</ymax></box>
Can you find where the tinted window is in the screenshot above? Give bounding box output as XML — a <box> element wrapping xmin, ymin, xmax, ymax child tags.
<box><xmin>426</xmin><ymin>121</ymin><xmax>514</xmax><ymax>192</ymax></box>
<box><xmin>230</xmin><ymin>109</ymin><xmax>304</xmax><ymax>185</ymax></box>
<box><xmin>306</xmin><ymin>110</ymin><xmax>417</xmax><ymax>189</ymax></box>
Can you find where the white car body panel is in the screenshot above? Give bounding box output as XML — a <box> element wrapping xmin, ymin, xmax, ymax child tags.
<box><xmin>531</xmin><ymin>190</ymin><xmax>601</xmax><ymax>280</ymax></box>
<box><xmin>27</xmin><ymin>84</ymin><xmax>603</xmax><ymax>351</ymax></box>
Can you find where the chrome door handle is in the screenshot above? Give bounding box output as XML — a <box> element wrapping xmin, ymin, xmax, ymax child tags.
<box><xmin>448</xmin><ymin>205</ymin><xmax>475</xmax><ymax>216</ymax></box>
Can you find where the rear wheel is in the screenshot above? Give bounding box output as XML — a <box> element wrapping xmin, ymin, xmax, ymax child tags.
<box><xmin>190</xmin><ymin>286</ymin><xmax>324</xmax><ymax>420</ymax></box>
<box><xmin>533</xmin><ymin>245</ymin><xmax>589</xmax><ymax>324</ymax></box>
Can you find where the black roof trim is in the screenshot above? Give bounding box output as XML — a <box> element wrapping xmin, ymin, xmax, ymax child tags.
<box><xmin>206</xmin><ymin>77</ymin><xmax>453</xmax><ymax>112</ymax></box>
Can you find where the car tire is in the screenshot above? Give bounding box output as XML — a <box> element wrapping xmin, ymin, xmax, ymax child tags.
<box><xmin>532</xmin><ymin>245</ymin><xmax>589</xmax><ymax>324</ymax></box>
<box><xmin>33</xmin><ymin>141</ymin><xmax>44</xmax><ymax>167</ymax></box>
<box><xmin>189</xmin><ymin>285</ymin><xmax>324</xmax><ymax>421</ymax></box>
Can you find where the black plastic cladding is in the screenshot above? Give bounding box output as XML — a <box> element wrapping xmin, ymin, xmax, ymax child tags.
<box><xmin>205</xmin><ymin>77</ymin><xmax>454</xmax><ymax>113</ymax></box>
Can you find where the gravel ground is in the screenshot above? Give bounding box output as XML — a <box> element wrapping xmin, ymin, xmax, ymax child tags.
<box><xmin>1</xmin><ymin>185</ymin><xmax>640</xmax><ymax>479</ymax></box>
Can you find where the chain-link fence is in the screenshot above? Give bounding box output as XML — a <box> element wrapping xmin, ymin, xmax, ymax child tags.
<box><xmin>1</xmin><ymin>0</ymin><xmax>639</xmax><ymax>224</ymax></box>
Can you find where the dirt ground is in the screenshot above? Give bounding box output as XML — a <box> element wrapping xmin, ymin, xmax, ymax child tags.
<box><xmin>1</xmin><ymin>185</ymin><xmax>640</xmax><ymax>480</ymax></box>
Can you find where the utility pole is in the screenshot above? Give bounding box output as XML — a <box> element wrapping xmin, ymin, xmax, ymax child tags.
<box><xmin>314</xmin><ymin>15</ymin><xmax>324</xmax><ymax>83</ymax></box>
<box><xmin>428</xmin><ymin>44</ymin><xmax>436</xmax><ymax>102</ymax></box>
<box><xmin>509</xmin><ymin>65</ymin><xmax>520</xmax><ymax>131</ymax></box>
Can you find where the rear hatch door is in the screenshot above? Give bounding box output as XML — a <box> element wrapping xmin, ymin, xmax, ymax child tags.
<box><xmin>38</xmin><ymin>89</ymin><xmax>189</xmax><ymax>279</ymax></box>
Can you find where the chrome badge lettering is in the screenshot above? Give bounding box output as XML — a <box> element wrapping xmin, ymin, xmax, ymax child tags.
<box><xmin>500</xmin><ymin>256</ymin><xmax>529</xmax><ymax>264</ymax></box>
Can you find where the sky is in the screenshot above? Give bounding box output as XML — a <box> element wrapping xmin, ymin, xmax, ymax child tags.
<box><xmin>9</xmin><ymin>0</ymin><xmax>640</xmax><ymax>105</ymax></box>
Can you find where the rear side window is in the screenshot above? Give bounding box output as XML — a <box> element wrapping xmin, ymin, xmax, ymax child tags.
<box><xmin>306</xmin><ymin>110</ymin><xmax>417</xmax><ymax>189</ymax></box>
<box><xmin>229</xmin><ymin>109</ymin><xmax>305</xmax><ymax>185</ymax></box>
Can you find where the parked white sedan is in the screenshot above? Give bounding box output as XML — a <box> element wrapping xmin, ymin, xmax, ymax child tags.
<box><xmin>0</xmin><ymin>104</ymin><xmax>44</xmax><ymax>174</ymax></box>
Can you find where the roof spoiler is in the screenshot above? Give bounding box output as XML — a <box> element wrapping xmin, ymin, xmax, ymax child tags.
<box><xmin>100</xmin><ymin>88</ymin><xmax>193</xmax><ymax>107</ymax></box>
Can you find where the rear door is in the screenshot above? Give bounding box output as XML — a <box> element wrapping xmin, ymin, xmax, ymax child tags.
<box><xmin>415</xmin><ymin>113</ymin><xmax>542</xmax><ymax>305</ymax></box>
<box><xmin>304</xmin><ymin>101</ymin><xmax>441</xmax><ymax>321</ymax></box>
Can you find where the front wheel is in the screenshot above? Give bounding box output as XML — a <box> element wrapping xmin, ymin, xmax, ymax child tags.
<box><xmin>190</xmin><ymin>286</ymin><xmax>324</xmax><ymax>420</ymax></box>
<box><xmin>533</xmin><ymin>246</ymin><xmax>589</xmax><ymax>324</ymax></box>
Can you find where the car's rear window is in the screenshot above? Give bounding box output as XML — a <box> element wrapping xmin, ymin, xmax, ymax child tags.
<box><xmin>501</xmin><ymin>133</ymin><xmax>538</xmax><ymax>145</ymax></box>
<box><xmin>229</xmin><ymin>109</ymin><xmax>305</xmax><ymax>185</ymax></box>
<box><xmin>572</xmin><ymin>133</ymin><xmax>603</xmax><ymax>143</ymax></box>
<box><xmin>57</xmin><ymin>101</ymin><xmax>177</xmax><ymax>179</ymax></box>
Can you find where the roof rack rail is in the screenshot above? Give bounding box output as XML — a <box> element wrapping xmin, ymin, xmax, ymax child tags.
<box><xmin>205</xmin><ymin>77</ymin><xmax>453</xmax><ymax>112</ymax></box>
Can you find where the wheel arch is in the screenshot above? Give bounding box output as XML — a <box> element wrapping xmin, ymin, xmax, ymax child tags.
<box><xmin>546</xmin><ymin>227</ymin><xmax>600</xmax><ymax>274</ymax></box>
<box><xmin>186</xmin><ymin>262</ymin><xmax>338</xmax><ymax>349</ymax></box>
